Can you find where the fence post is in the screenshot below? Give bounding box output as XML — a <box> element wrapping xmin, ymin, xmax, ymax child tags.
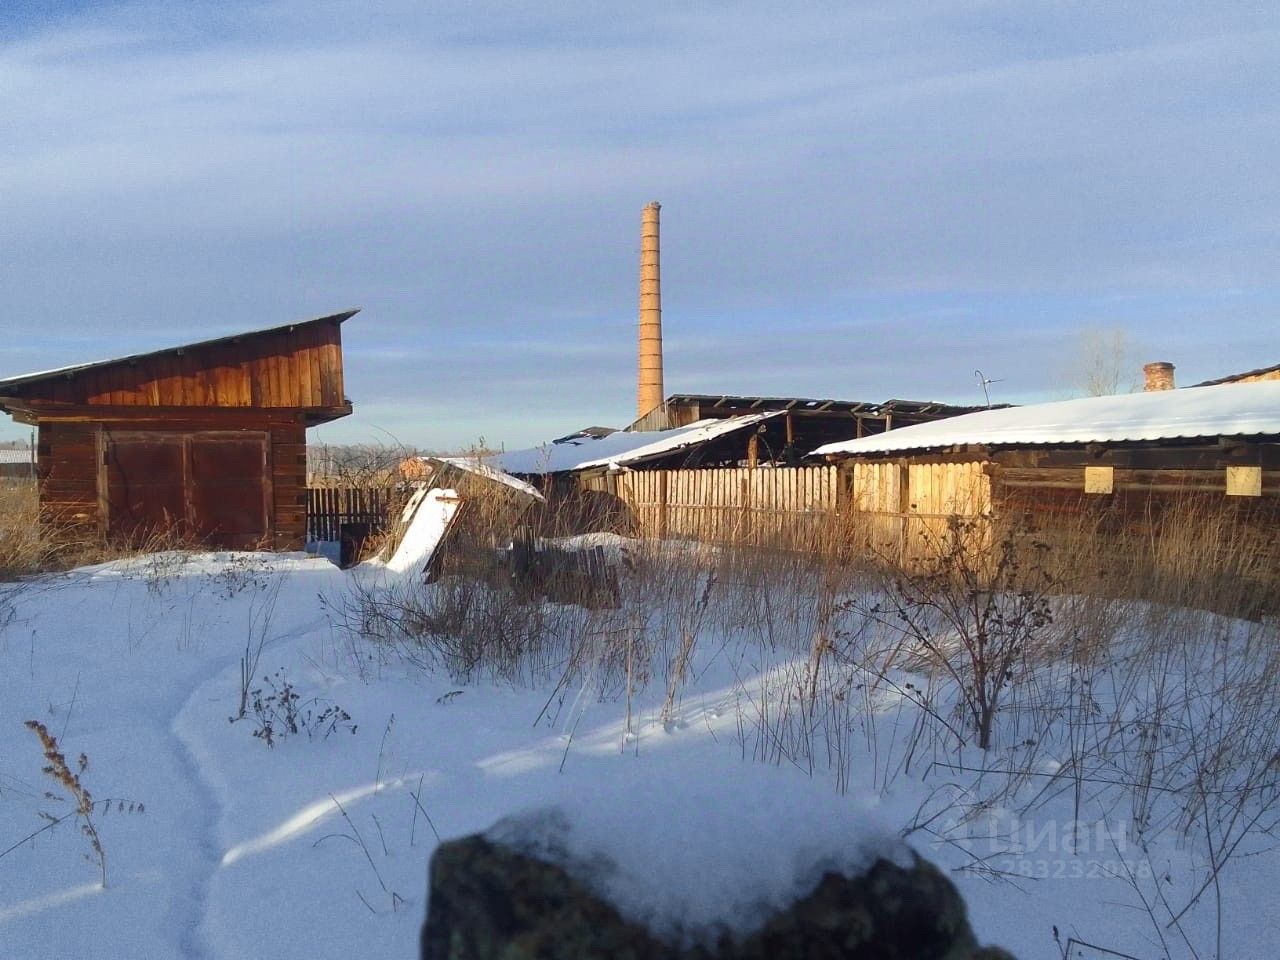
<box><xmin>657</xmin><ymin>471</ymin><xmax>668</xmax><ymax>540</ymax></box>
<box><xmin>898</xmin><ymin>462</ymin><xmax>911</xmax><ymax>565</ymax></box>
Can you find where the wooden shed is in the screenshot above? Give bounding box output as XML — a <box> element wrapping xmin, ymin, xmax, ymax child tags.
<box><xmin>0</xmin><ymin>310</ymin><xmax>356</xmax><ymax>550</ymax></box>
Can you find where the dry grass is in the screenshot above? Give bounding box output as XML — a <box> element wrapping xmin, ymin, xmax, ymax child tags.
<box><xmin>0</xmin><ymin>481</ymin><xmax>100</xmax><ymax>580</ymax></box>
<box><xmin>0</xmin><ymin>480</ymin><xmax>224</xmax><ymax>583</ymax></box>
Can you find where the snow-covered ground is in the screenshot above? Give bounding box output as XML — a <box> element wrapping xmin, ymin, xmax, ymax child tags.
<box><xmin>1</xmin><ymin>548</ymin><xmax>1275</xmax><ymax>958</ymax></box>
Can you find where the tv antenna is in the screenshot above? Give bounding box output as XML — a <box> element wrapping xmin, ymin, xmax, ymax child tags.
<box><xmin>974</xmin><ymin>369</ymin><xmax>1003</xmax><ymax>408</ymax></box>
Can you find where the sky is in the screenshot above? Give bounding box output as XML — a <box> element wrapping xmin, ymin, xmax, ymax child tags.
<box><xmin>2</xmin><ymin>1</ymin><xmax>1278</xmax><ymax>450</ymax></box>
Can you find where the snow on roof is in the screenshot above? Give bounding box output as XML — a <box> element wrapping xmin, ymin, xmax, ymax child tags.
<box><xmin>813</xmin><ymin>380</ymin><xmax>1280</xmax><ymax>457</ymax></box>
<box><xmin>438</xmin><ymin>457</ymin><xmax>545</xmax><ymax>501</ymax></box>
<box><xmin>494</xmin><ymin>413</ymin><xmax>783</xmax><ymax>475</ymax></box>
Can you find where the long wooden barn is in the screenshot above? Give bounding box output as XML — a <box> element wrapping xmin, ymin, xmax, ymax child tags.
<box><xmin>0</xmin><ymin>310</ymin><xmax>356</xmax><ymax>550</ymax></box>
<box><xmin>813</xmin><ymin>380</ymin><xmax>1280</xmax><ymax>564</ymax></box>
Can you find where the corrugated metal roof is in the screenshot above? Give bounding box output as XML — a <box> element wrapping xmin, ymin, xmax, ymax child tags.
<box><xmin>0</xmin><ymin>309</ymin><xmax>358</xmax><ymax>392</ymax></box>
<box><xmin>813</xmin><ymin>381</ymin><xmax>1280</xmax><ymax>457</ymax></box>
<box><xmin>494</xmin><ymin>413</ymin><xmax>783</xmax><ymax>475</ymax></box>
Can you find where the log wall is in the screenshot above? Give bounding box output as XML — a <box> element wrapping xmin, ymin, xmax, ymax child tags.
<box><xmin>35</xmin><ymin>417</ymin><xmax>309</xmax><ymax>549</ymax></box>
<box><xmin>37</xmin><ymin>421</ymin><xmax>101</xmax><ymax>529</ymax></box>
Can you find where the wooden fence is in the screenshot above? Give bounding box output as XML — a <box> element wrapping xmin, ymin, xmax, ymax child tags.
<box><xmin>846</xmin><ymin>459</ymin><xmax>992</xmax><ymax>558</ymax></box>
<box><xmin>306</xmin><ymin>486</ymin><xmax>393</xmax><ymax>542</ymax></box>
<box><xmin>581</xmin><ymin>466</ymin><xmax>841</xmax><ymax>547</ymax></box>
<box><xmin>577</xmin><ymin>461</ymin><xmax>993</xmax><ymax>556</ymax></box>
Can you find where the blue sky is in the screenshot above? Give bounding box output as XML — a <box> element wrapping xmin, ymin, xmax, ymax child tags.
<box><xmin>2</xmin><ymin>1</ymin><xmax>1278</xmax><ymax>449</ymax></box>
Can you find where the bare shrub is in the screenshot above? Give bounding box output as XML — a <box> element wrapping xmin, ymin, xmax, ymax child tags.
<box><xmin>308</xmin><ymin>442</ymin><xmax>421</xmax><ymax>489</ymax></box>
<box><xmin>849</xmin><ymin>515</ymin><xmax>1058</xmax><ymax>751</ymax></box>
<box><xmin>240</xmin><ymin>669</ymin><xmax>356</xmax><ymax>748</ymax></box>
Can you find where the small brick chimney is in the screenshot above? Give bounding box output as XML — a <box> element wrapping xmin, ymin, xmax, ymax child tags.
<box><xmin>1143</xmin><ymin>361</ymin><xmax>1176</xmax><ymax>392</ymax></box>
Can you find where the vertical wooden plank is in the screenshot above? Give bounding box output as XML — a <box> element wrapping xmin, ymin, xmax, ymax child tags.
<box><xmin>687</xmin><ymin>469</ymin><xmax>695</xmax><ymax>541</ymax></box>
<box><xmin>898</xmin><ymin>462</ymin><xmax>911</xmax><ymax>562</ymax></box>
<box><xmin>156</xmin><ymin>356</ymin><xmax>174</xmax><ymax>405</ymax></box>
<box><xmin>235</xmin><ymin>351</ymin><xmax>252</xmax><ymax>407</ymax></box>
<box><xmin>295</xmin><ymin>333</ymin><xmax>314</xmax><ymax>408</ymax></box>
<box><xmin>145</xmin><ymin>359</ymin><xmax>163</xmax><ymax>405</ymax></box>
<box><xmin>660</xmin><ymin>471</ymin><xmax>670</xmax><ymax>545</ymax></box>
<box><xmin>277</xmin><ymin>338</ymin><xmax>296</xmax><ymax>407</ymax></box>
<box><xmin>307</xmin><ymin>331</ymin><xmax>323</xmax><ymax>408</ymax></box>
<box><xmin>248</xmin><ymin>346</ymin><xmax>264</xmax><ymax>407</ymax></box>
<box><xmin>267</xmin><ymin>346</ymin><xmax>283</xmax><ymax>408</ymax></box>
<box><xmin>113</xmin><ymin>364</ymin><xmax>131</xmax><ymax>406</ymax></box>
<box><xmin>670</xmin><ymin>470</ymin><xmax>679</xmax><ymax>539</ymax></box>
<box><xmin>709</xmin><ymin>470</ymin><xmax>718</xmax><ymax>543</ymax></box>
<box><xmin>330</xmin><ymin>329</ymin><xmax>345</xmax><ymax>407</ymax></box>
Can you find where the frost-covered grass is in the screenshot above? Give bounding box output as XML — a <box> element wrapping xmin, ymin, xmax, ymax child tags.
<box><xmin>1</xmin><ymin>536</ymin><xmax>1277</xmax><ymax>959</ymax></box>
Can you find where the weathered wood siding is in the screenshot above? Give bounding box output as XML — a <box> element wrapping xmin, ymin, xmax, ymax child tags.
<box><xmin>7</xmin><ymin>314</ymin><xmax>352</xmax><ymax>551</ymax></box>
<box><xmin>35</xmin><ymin>419</ymin><xmax>309</xmax><ymax>549</ymax></box>
<box><xmin>270</xmin><ymin>423</ymin><xmax>308</xmax><ymax>550</ymax></box>
<box><xmin>838</xmin><ymin>444</ymin><xmax>1280</xmax><ymax>598</ymax></box>
<box><xmin>842</xmin><ymin>459</ymin><xmax>991</xmax><ymax>558</ymax></box>
<box><xmin>306</xmin><ymin>486</ymin><xmax>393</xmax><ymax>543</ymax></box>
<box><xmin>581</xmin><ymin>466</ymin><xmax>840</xmax><ymax>546</ymax></box>
<box><xmin>575</xmin><ymin>461</ymin><xmax>990</xmax><ymax>553</ymax></box>
<box><xmin>17</xmin><ymin>322</ymin><xmax>344</xmax><ymax>411</ymax></box>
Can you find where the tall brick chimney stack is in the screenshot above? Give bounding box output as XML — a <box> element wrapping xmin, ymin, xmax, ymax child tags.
<box><xmin>1143</xmin><ymin>362</ymin><xmax>1176</xmax><ymax>392</ymax></box>
<box><xmin>637</xmin><ymin>201</ymin><xmax>664</xmax><ymax>418</ymax></box>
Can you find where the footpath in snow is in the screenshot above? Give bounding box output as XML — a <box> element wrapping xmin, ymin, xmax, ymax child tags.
<box><xmin>0</xmin><ymin>549</ymin><xmax>1275</xmax><ymax>959</ymax></box>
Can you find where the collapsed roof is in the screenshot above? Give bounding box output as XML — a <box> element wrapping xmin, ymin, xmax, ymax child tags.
<box><xmin>494</xmin><ymin>413</ymin><xmax>784</xmax><ymax>475</ymax></box>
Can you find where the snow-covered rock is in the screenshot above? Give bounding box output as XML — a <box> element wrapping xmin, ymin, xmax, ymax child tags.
<box><xmin>422</xmin><ymin>814</ymin><xmax>1015</xmax><ymax>959</ymax></box>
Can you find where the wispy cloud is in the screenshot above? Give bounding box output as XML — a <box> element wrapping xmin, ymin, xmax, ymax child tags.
<box><xmin>2</xmin><ymin>1</ymin><xmax>1279</xmax><ymax>447</ymax></box>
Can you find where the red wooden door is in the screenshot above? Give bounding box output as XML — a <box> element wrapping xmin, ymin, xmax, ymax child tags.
<box><xmin>105</xmin><ymin>432</ymin><xmax>269</xmax><ymax>549</ymax></box>
<box><xmin>105</xmin><ymin>436</ymin><xmax>188</xmax><ymax>544</ymax></box>
<box><xmin>189</xmin><ymin>435</ymin><xmax>268</xmax><ymax>548</ymax></box>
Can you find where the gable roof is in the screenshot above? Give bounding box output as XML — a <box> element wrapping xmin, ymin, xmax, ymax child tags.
<box><xmin>813</xmin><ymin>381</ymin><xmax>1280</xmax><ymax>457</ymax></box>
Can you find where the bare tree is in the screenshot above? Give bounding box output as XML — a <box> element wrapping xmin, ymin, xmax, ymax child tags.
<box><xmin>307</xmin><ymin>442</ymin><xmax>420</xmax><ymax>488</ymax></box>
<box><xmin>1072</xmin><ymin>327</ymin><xmax>1137</xmax><ymax>397</ymax></box>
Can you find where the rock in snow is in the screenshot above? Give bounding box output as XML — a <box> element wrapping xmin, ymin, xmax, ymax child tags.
<box><xmin>421</xmin><ymin>810</ymin><xmax>1016</xmax><ymax>959</ymax></box>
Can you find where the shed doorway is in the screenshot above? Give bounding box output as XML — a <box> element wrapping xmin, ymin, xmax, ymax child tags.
<box><xmin>104</xmin><ymin>431</ymin><xmax>270</xmax><ymax>549</ymax></box>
